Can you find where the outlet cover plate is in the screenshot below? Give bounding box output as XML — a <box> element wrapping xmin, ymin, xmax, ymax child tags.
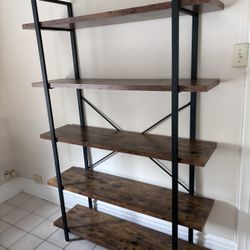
<box><xmin>33</xmin><ymin>175</ymin><xmax>43</xmax><ymax>184</ymax></box>
<box><xmin>233</xmin><ymin>43</ymin><xmax>249</xmax><ymax>67</ymax></box>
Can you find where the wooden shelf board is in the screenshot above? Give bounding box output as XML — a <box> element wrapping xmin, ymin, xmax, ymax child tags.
<box><xmin>48</xmin><ymin>167</ymin><xmax>214</xmax><ymax>231</ymax></box>
<box><xmin>22</xmin><ymin>1</ymin><xmax>224</xmax><ymax>30</ymax></box>
<box><xmin>32</xmin><ymin>78</ymin><xmax>220</xmax><ymax>92</ymax></box>
<box><xmin>54</xmin><ymin>205</ymin><xmax>208</xmax><ymax>249</ymax></box>
<box><xmin>40</xmin><ymin>125</ymin><xmax>217</xmax><ymax>167</ymax></box>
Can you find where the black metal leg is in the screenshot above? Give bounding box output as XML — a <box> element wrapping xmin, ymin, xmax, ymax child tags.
<box><xmin>188</xmin><ymin>13</ymin><xmax>199</xmax><ymax>244</ymax></box>
<box><xmin>31</xmin><ymin>0</ymin><xmax>70</xmax><ymax>241</ymax></box>
<box><xmin>171</xmin><ymin>0</ymin><xmax>180</xmax><ymax>249</ymax></box>
<box><xmin>67</xmin><ymin>4</ymin><xmax>93</xmax><ymax>209</ymax></box>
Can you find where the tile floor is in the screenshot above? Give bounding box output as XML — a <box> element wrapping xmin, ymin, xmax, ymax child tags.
<box><xmin>0</xmin><ymin>192</ymin><xmax>107</xmax><ymax>250</ymax></box>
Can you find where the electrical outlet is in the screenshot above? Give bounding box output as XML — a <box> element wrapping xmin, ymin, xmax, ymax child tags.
<box><xmin>233</xmin><ymin>43</ymin><xmax>249</xmax><ymax>67</ymax></box>
<box><xmin>4</xmin><ymin>170</ymin><xmax>17</xmax><ymax>180</ymax></box>
<box><xmin>33</xmin><ymin>175</ymin><xmax>43</xmax><ymax>184</ymax></box>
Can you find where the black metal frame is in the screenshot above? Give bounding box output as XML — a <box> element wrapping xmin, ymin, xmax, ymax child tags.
<box><xmin>31</xmin><ymin>0</ymin><xmax>199</xmax><ymax>248</ymax></box>
<box><xmin>171</xmin><ymin>0</ymin><xmax>180</xmax><ymax>248</ymax></box>
<box><xmin>67</xmin><ymin>3</ymin><xmax>93</xmax><ymax>210</ymax></box>
<box><xmin>31</xmin><ymin>0</ymin><xmax>70</xmax><ymax>241</ymax></box>
<box><xmin>31</xmin><ymin>0</ymin><xmax>93</xmax><ymax>241</ymax></box>
<box><xmin>189</xmin><ymin>13</ymin><xmax>199</xmax><ymax>244</ymax></box>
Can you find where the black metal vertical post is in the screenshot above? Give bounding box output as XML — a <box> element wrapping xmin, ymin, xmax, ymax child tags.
<box><xmin>31</xmin><ymin>0</ymin><xmax>69</xmax><ymax>241</ymax></box>
<box><xmin>188</xmin><ymin>13</ymin><xmax>199</xmax><ymax>244</ymax></box>
<box><xmin>171</xmin><ymin>0</ymin><xmax>180</xmax><ymax>249</ymax></box>
<box><xmin>67</xmin><ymin>4</ymin><xmax>93</xmax><ymax>209</ymax></box>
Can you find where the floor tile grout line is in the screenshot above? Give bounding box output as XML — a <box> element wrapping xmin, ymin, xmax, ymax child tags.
<box><xmin>0</xmin><ymin>214</ymin><xmax>48</xmax><ymax>236</ymax></box>
<box><xmin>32</xmin><ymin>207</ymin><xmax>60</xmax><ymax>221</ymax></box>
<box><xmin>0</xmin><ymin>208</ymin><xmax>61</xmax><ymax>248</ymax></box>
<box><xmin>17</xmin><ymin>206</ymin><xmax>61</xmax><ymax>231</ymax></box>
<box><xmin>5</xmin><ymin>224</ymin><xmax>57</xmax><ymax>246</ymax></box>
<box><xmin>8</xmin><ymin>230</ymin><xmax>45</xmax><ymax>250</ymax></box>
<box><xmin>33</xmin><ymin>205</ymin><xmax>62</xmax><ymax>220</ymax></box>
<box><xmin>0</xmin><ymin>221</ymin><xmax>93</xmax><ymax>250</ymax></box>
<box><xmin>1</xmin><ymin>202</ymin><xmax>61</xmax><ymax>236</ymax></box>
<box><xmin>29</xmin><ymin>227</ymin><xmax>59</xmax><ymax>242</ymax></box>
<box><xmin>14</xmin><ymin>217</ymin><xmax>47</xmax><ymax>234</ymax></box>
<box><xmin>1</xmin><ymin>192</ymin><xmax>63</xmax><ymax>223</ymax></box>
<box><xmin>0</xmin><ymin>203</ymin><xmax>16</xmax><ymax>218</ymax></box>
<box><xmin>32</xmin><ymin>239</ymin><xmax>45</xmax><ymax>250</ymax></box>
<box><xmin>0</xmin><ymin>193</ymin><xmax>53</xmax><ymax>249</ymax></box>
<box><xmin>5</xmin><ymin>216</ymin><xmax>53</xmax><ymax>249</ymax></box>
<box><xmin>1</xmin><ymin>222</ymin><xmax>99</xmax><ymax>250</ymax></box>
<box><xmin>1</xmin><ymin>196</ymin><xmax>55</xmax><ymax>229</ymax></box>
<box><xmin>3</xmin><ymin>224</ymin><xmax>60</xmax><ymax>250</ymax></box>
<box><xmin>1</xmin><ymin>211</ymin><xmax>46</xmax><ymax>234</ymax></box>
<box><xmin>1</xmin><ymin>209</ymin><xmax>30</xmax><ymax>227</ymax></box>
<box><xmin>0</xmin><ymin>220</ymin><xmax>12</xmax><ymax>234</ymax></box>
<box><xmin>5</xmin><ymin>193</ymin><xmax>35</xmax><ymax>208</ymax></box>
<box><xmin>1</xmin><ymin>193</ymin><xmax>103</xmax><ymax>250</ymax></box>
<box><xmin>46</xmin><ymin>229</ymin><xmax>71</xmax><ymax>248</ymax></box>
<box><xmin>5</xmin><ymin>230</ymin><xmax>29</xmax><ymax>249</ymax></box>
<box><xmin>33</xmin><ymin>239</ymin><xmax>64</xmax><ymax>250</ymax></box>
<box><xmin>4</xmin><ymin>192</ymin><xmax>58</xmax><ymax>218</ymax></box>
<box><xmin>19</xmin><ymin>198</ymin><xmax>48</xmax><ymax>213</ymax></box>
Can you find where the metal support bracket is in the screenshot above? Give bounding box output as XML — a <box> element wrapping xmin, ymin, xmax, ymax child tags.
<box><xmin>93</xmin><ymin>199</ymin><xmax>98</xmax><ymax>211</ymax></box>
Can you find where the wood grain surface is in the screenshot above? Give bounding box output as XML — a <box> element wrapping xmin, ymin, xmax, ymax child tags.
<box><xmin>49</xmin><ymin>167</ymin><xmax>214</xmax><ymax>231</ymax></box>
<box><xmin>54</xmin><ymin>205</ymin><xmax>209</xmax><ymax>249</ymax></box>
<box><xmin>32</xmin><ymin>78</ymin><xmax>220</xmax><ymax>92</ymax></box>
<box><xmin>40</xmin><ymin>125</ymin><xmax>217</xmax><ymax>167</ymax></box>
<box><xmin>22</xmin><ymin>0</ymin><xmax>224</xmax><ymax>30</ymax></box>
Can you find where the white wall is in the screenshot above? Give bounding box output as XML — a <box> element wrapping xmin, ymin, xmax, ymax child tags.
<box><xmin>0</xmin><ymin>45</ymin><xmax>15</xmax><ymax>184</ymax></box>
<box><xmin>0</xmin><ymin>0</ymin><xmax>247</xmax><ymax>244</ymax></box>
<box><xmin>0</xmin><ymin>94</ymin><xmax>13</xmax><ymax>184</ymax></box>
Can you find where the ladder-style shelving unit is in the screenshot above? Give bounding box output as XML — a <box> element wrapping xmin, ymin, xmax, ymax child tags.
<box><xmin>23</xmin><ymin>0</ymin><xmax>224</xmax><ymax>249</ymax></box>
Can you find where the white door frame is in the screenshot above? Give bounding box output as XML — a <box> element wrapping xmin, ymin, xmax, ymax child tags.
<box><xmin>237</xmin><ymin>0</ymin><xmax>250</xmax><ymax>248</ymax></box>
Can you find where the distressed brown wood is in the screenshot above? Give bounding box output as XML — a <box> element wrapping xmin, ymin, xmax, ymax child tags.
<box><xmin>40</xmin><ymin>125</ymin><xmax>217</xmax><ymax>167</ymax></box>
<box><xmin>48</xmin><ymin>167</ymin><xmax>214</xmax><ymax>231</ymax></box>
<box><xmin>54</xmin><ymin>205</ymin><xmax>208</xmax><ymax>250</ymax></box>
<box><xmin>32</xmin><ymin>78</ymin><xmax>220</xmax><ymax>92</ymax></box>
<box><xmin>22</xmin><ymin>0</ymin><xmax>224</xmax><ymax>30</ymax></box>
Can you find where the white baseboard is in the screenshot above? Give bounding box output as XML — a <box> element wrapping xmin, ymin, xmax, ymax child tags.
<box><xmin>0</xmin><ymin>179</ymin><xmax>22</xmax><ymax>204</ymax></box>
<box><xmin>1</xmin><ymin>177</ymin><xmax>236</xmax><ymax>250</ymax></box>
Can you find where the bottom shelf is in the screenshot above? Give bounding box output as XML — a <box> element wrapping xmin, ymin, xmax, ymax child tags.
<box><xmin>54</xmin><ymin>205</ymin><xmax>208</xmax><ymax>250</ymax></box>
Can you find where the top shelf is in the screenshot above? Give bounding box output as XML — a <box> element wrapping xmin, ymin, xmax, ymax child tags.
<box><xmin>22</xmin><ymin>0</ymin><xmax>224</xmax><ymax>30</ymax></box>
<box><xmin>32</xmin><ymin>78</ymin><xmax>220</xmax><ymax>92</ymax></box>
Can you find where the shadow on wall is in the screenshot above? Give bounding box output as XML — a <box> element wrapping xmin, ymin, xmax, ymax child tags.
<box><xmin>224</xmin><ymin>0</ymin><xmax>241</xmax><ymax>8</ymax></box>
<box><xmin>204</xmin><ymin>199</ymin><xmax>250</xmax><ymax>248</ymax></box>
<box><xmin>204</xmin><ymin>200</ymin><xmax>238</xmax><ymax>240</ymax></box>
<box><xmin>194</xmin><ymin>142</ymin><xmax>241</xmax><ymax>241</ymax></box>
<box><xmin>70</xmin><ymin>0</ymin><xmax>240</xmax><ymax>10</ymax></box>
<box><xmin>196</xmin><ymin>142</ymin><xmax>241</xmax><ymax>197</ymax></box>
<box><xmin>237</xmin><ymin>209</ymin><xmax>250</xmax><ymax>249</ymax></box>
